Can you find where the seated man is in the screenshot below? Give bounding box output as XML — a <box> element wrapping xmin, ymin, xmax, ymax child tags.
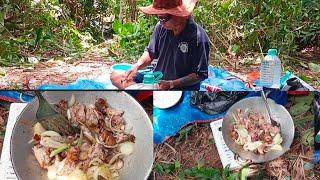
<box><xmin>111</xmin><ymin>0</ymin><xmax>210</xmax><ymax>90</ymax></box>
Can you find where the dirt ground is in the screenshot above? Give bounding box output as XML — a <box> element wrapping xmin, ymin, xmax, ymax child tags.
<box><xmin>0</xmin><ymin>57</ymin><xmax>112</xmax><ymax>89</ymax></box>
<box><xmin>152</xmin><ymin>123</ymin><xmax>222</xmax><ymax>180</ymax></box>
<box><xmin>0</xmin><ymin>46</ymin><xmax>318</xmax><ymax>90</ymax></box>
<box><xmin>152</xmin><ymin>93</ymin><xmax>318</xmax><ymax>180</ymax></box>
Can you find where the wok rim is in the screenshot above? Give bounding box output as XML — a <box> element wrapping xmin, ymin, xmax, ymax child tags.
<box><xmin>222</xmin><ymin>96</ymin><xmax>295</xmax><ymax>163</ymax></box>
<box><xmin>10</xmin><ymin>91</ymin><xmax>153</xmax><ymax>180</ymax></box>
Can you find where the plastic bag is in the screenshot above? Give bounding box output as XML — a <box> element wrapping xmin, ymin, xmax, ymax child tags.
<box><xmin>190</xmin><ymin>91</ymin><xmax>249</xmax><ymax>115</ymax></box>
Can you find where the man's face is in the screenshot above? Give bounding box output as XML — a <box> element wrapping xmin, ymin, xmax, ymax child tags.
<box><xmin>157</xmin><ymin>14</ymin><xmax>174</xmax><ymax>29</ymax></box>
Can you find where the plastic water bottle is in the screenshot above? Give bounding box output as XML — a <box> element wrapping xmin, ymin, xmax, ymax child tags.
<box><xmin>259</xmin><ymin>49</ymin><xmax>282</xmax><ymax>88</ymax></box>
<box><xmin>316</xmin><ymin>130</ymin><xmax>320</xmax><ymax>144</ymax></box>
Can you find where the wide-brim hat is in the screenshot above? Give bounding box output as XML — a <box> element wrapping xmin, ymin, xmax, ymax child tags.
<box><xmin>139</xmin><ymin>0</ymin><xmax>198</xmax><ymax>17</ymax></box>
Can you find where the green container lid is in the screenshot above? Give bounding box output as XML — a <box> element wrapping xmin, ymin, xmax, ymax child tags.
<box><xmin>143</xmin><ymin>74</ymin><xmax>156</xmax><ymax>84</ymax></box>
<box><xmin>143</xmin><ymin>71</ymin><xmax>163</xmax><ymax>84</ymax></box>
<box><xmin>267</xmin><ymin>49</ymin><xmax>278</xmax><ymax>56</ymax></box>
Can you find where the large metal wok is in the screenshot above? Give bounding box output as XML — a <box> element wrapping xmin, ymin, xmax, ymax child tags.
<box><xmin>222</xmin><ymin>96</ymin><xmax>294</xmax><ymax>163</ymax></box>
<box><xmin>10</xmin><ymin>91</ymin><xmax>153</xmax><ymax>180</ymax></box>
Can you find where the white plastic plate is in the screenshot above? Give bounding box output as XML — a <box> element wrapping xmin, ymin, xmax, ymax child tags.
<box><xmin>153</xmin><ymin>91</ymin><xmax>183</xmax><ymax>109</ymax></box>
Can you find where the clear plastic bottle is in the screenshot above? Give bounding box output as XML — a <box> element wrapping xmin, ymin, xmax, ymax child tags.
<box><xmin>259</xmin><ymin>49</ymin><xmax>281</xmax><ymax>88</ymax></box>
<box><xmin>316</xmin><ymin>130</ymin><xmax>320</xmax><ymax>144</ymax></box>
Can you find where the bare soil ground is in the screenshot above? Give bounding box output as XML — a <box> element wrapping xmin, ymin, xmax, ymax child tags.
<box><xmin>0</xmin><ymin>46</ymin><xmax>318</xmax><ymax>90</ymax></box>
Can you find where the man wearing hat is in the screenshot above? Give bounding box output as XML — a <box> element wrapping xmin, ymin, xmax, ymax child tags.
<box><xmin>112</xmin><ymin>0</ymin><xmax>209</xmax><ymax>90</ymax></box>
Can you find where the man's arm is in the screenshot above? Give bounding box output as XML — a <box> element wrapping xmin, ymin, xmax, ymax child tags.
<box><xmin>158</xmin><ymin>73</ymin><xmax>202</xmax><ymax>90</ymax></box>
<box><xmin>125</xmin><ymin>51</ymin><xmax>153</xmax><ymax>80</ymax></box>
<box><xmin>173</xmin><ymin>73</ymin><xmax>202</xmax><ymax>88</ymax></box>
<box><xmin>133</xmin><ymin>51</ymin><xmax>153</xmax><ymax>70</ymax></box>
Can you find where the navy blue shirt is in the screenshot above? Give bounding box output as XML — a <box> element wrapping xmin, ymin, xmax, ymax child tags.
<box><xmin>146</xmin><ymin>16</ymin><xmax>209</xmax><ymax>90</ymax></box>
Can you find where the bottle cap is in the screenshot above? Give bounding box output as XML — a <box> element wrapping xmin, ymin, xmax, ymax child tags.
<box><xmin>268</xmin><ymin>49</ymin><xmax>278</xmax><ymax>56</ymax></box>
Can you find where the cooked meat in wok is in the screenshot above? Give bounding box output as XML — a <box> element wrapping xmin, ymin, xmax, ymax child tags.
<box><xmin>230</xmin><ymin>108</ymin><xmax>282</xmax><ymax>154</ymax></box>
<box><xmin>31</xmin><ymin>96</ymin><xmax>135</xmax><ymax>180</ymax></box>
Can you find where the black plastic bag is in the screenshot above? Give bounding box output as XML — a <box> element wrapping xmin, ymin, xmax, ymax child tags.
<box><xmin>190</xmin><ymin>91</ymin><xmax>249</xmax><ymax>115</ymax></box>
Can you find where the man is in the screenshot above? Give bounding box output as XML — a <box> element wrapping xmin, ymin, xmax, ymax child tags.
<box><xmin>111</xmin><ymin>0</ymin><xmax>210</xmax><ymax>90</ymax></box>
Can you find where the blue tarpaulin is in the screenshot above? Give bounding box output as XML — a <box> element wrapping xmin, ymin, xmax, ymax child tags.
<box><xmin>35</xmin><ymin>65</ymin><xmax>313</xmax><ymax>91</ymax></box>
<box><xmin>0</xmin><ymin>91</ymin><xmax>34</xmax><ymax>102</ymax></box>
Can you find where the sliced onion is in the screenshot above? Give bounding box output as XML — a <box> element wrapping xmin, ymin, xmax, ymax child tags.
<box><xmin>67</xmin><ymin>109</ymin><xmax>71</xmax><ymax>120</ymax></box>
<box><xmin>40</xmin><ymin>137</ymin><xmax>65</xmax><ymax>148</ymax></box>
<box><xmin>272</xmin><ymin>133</ymin><xmax>283</xmax><ymax>145</ymax></box>
<box><xmin>33</xmin><ymin>122</ymin><xmax>46</xmax><ymax>135</ymax></box>
<box><xmin>94</xmin><ymin>164</ymin><xmax>112</xmax><ymax>180</ymax></box>
<box><xmin>243</xmin><ymin>141</ymin><xmax>263</xmax><ymax>151</ymax></box>
<box><xmin>119</xmin><ymin>141</ymin><xmax>134</xmax><ymax>155</ymax></box>
<box><xmin>83</xmin><ymin>129</ymin><xmax>96</xmax><ymax>143</ymax></box>
<box><xmin>68</xmin><ymin>94</ymin><xmax>76</xmax><ymax>107</ymax></box>
<box><xmin>270</xmin><ymin>144</ymin><xmax>283</xmax><ymax>151</ymax></box>
<box><xmin>232</xmin><ymin>114</ymin><xmax>238</xmax><ymax>123</ymax></box>
<box><xmin>235</xmin><ymin>136</ymin><xmax>245</xmax><ymax>145</ymax></box>
<box><xmin>47</xmin><ymin>165</ymin><xmax>57</xmax><ymax>179</ymax></box>
<box><xmin>112</xmin><ymin>160</ymin><xmax>124</xmax><ymax>170</ymax></box>
<box><xmin>86</xmin><ymin>166</ymin><xmax>98</xmax><ymax>179</ymax></box>
<box><xmin>235</xmin><ymin>127</ymin><xmax>248</xmax><ymax>138</ymax></box>
<box><xmin>89</xmin><ymin>157</ymin><xmax>104</xmax><ymax>167</ymax></box>
<box><xmin>41</xmin><ymin>131</ymin><xmax>61</xmax><ymax>138</ymax></box>
<box><xmin>69</xmin><ymin>169</ymin><xmax>88</xmax><ymax>180</ymax></box>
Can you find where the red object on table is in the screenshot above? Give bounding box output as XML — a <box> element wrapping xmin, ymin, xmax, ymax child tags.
<box><xmin>135</xmin><ymin>91</ymin><xmax>153</xmax><ymax>103</ymax></box>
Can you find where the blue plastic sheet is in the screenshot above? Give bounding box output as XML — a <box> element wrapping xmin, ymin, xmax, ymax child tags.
<box><xmin>153</xmin><ymin>90</ymin><xmax>288</xmax><ymax>144</ymax></box>
<box><xmin>38</xmin><ymin>77</ymin><xmax>117</xmax><ymax>90</ymax></box>
<box><xmin>0</xmin><ymin>91</ymin><xmax>34</xmax><ymax>102</ymax></box>
<box><xmin>200</xmin><ymin>66</ymin><xmax>250</xmax><ymax>91</ymax></box>
<box><xmin>314</xmin><ymin>150</ymin><xmax>320</xmax><ymax>164</ymax></box>
<box><xmin>153</xmin><ymin>91</ymin><xmax>226</xmax><ymax>144</ymax></box>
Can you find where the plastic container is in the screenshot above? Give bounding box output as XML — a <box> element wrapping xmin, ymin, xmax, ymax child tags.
<box><xmin>259</xmin><ymin>49</ymin><xmax>282</xmax><ymax>88</ymax></box>
<box><xmin>125</xmin><ymin>71</ymin><xmax>163</xmax><ymax>90</ymax></box>
<box><xmin>110</xmin><ymin>63</ymin><xmax>133</xmax><ymax>73</ymax></box>
<box><xmin>316</xmin><ymin>131</ymin><xmax>320</xmax><ymax>144</ymax></box>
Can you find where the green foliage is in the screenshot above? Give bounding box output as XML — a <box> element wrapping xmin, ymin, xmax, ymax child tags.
<box><xmin>0</xmin><ymin>0</ymin><xmax>98</xmax><ymax>64</ymax></box>
<box><xmin>154</xmin><ymin>160</ymin><xmax>181</xmax><ymax>175</ymax></box>
<box><xmin>193</xmin><ymin>0</ymin><xmax>320</xmax><ymax>55</ymax></box>
<box><xmin>154</xmin><ymin>162</ymin><xmax>250</xmax><ymax>180</ymax></box>
<box><xmin>0</xmin><ymin>0</ymin><xmax>319</xmax><ymax>66</ymax></box>
<box><xmin>0</xmin><ymin>130</ymin><xmax>5</xmax><ymax>139</ymax></box>
<box><xmin>111</xmin><ymin>13</ymin><xmax>156</xmax><ymax>61</ymax></box>
<box><xmin>175</xmin><ymin>125</ymin><xmax>194</xmax><ymax>142</ymax></box>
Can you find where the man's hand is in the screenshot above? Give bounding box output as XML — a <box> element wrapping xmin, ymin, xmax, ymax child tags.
<box><xmin>124</xmin><ymin>51</ymin><xmax>153</xmax><ymax>81</ymax></box>
<box><xmin>124</xmin><ymin>66</ymin><xmax>138</xmax><ymax>81</ymax></box>
<box><xmin>158</xmin><ymin>80</ymin><xmax>171</xmax><ymax>90</ymax></box>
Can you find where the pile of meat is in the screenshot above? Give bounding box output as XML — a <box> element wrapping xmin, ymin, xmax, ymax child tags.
<box><xmin>230</xmin><ymin>108</ymin><xmax>283</xmax><ymax>155</ymax></box>
<box><xmin>32</xmin><ymin>97</ymin><xmax>135</xmax><ymax>180</ymax></box>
